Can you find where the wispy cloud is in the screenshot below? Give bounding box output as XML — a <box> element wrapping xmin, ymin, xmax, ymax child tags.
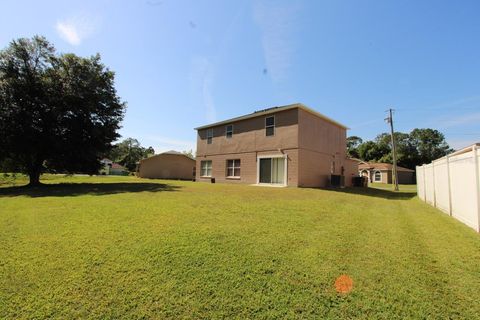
<box><xmin>189</xmin><ymin>57</ymin><xmax>216</xmax><ymax>123</ymax></box>
<box><xmin>436</xmin><ymin>112</ymin><xmax>480</xmax><ymax>128</ymax></box>
<box><xmin>254</xmin><ymin>1</ymin><xmax>300</xmax><ymax>82</ymax></box>
<box><xmin>427</xmin><ymin>95</ymin><xmax>480</xmax><ymax>110</ymax></box>
<box><xmin>447</xmin><ymin>138</ymin><xmax>479</xmax><ymax>151</ymax></box>
<box><xmin>56</xmin><ymin>14</ymin><xmax>99</xmax><ymax>46</ymax></box>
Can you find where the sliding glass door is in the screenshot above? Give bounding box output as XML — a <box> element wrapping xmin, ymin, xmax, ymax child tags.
<box><xmin>259</xmin><ymin>157</ymin><xmax>286</xmax><ymax>185</ymax></box>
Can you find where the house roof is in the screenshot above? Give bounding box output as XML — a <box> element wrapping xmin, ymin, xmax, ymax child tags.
<box><xmin>194</xmin><ymin>103</ymin><xmax>349</xmax><ymax>130</ymax></box>
<box><xmin>111</xmin><ymin>163</ymin><xmax>125</xmax><ymax>170</ymax></box>
<box><xmin>160</xmin><ymin>150</ymin><xmax>183</xmax><ymax>155</ymax></box>
<box><xmin>358</xmin><ymin>162</ymin><xmax>415</xmax><ymax>172</ymax></box>
<box><xmin>139</xmin><ymin>150</ymin><xmax>195</xmax><ymax>163</ymax></box>
<box><xmin>349</xmin><ymin>157</ymin><xmax>368</xmax><ymax>164</ymax></box>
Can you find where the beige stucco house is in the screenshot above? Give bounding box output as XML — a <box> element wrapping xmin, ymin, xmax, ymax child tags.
<box><xmin>359</xmin><ymin>162</ymin><xmax>415</xmax><ymax>184</ymax></box>
<box><xmin>194</xmin><ymin>103</ymin><xmax>358</xmax><ymax>187</ymax></box>
<box><xmin>137</xmin><ymin>151</ymin><xmax>195</xmax><ymax>180</ymax></box>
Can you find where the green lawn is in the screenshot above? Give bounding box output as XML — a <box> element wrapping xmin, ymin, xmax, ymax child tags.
<box><xmin>1</xmin><ymin>175</ymin><xmax>480</xmax><ymax>319</ymax></box>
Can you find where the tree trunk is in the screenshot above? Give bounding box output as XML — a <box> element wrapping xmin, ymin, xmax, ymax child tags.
<box><xmin>28</xmin><ymin>171</ymin><xmax>41</xmax><ymax>186</ymax></box>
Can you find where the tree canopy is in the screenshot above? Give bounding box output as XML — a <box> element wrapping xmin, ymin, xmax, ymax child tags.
<box><xmin>349</xmin><ymin>128</ymin><xmax>453</xmax><ymax>169</ymax></box>
<box><xmin>0</xmin><ymin>36</ymin><xmax>125</xmax><ymax>185</ymax></box>
<box><xmin>346</xmin><ymin>136</ymin><xmax>363</xmax><ymax>158</ymax></box>
<box><xmin>105</xmin><ymin>138</ymin><xmax>154</xmax><ymax>172</ymax></box>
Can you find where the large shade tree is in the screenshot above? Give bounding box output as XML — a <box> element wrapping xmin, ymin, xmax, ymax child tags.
<box><xmin>0</xmin><ymin>36</ymin><xmax>125</xmax><ymax>185</ymax></box>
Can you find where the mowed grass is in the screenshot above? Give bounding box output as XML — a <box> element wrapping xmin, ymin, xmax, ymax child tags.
<box><xmin>1</xmin><ymin>175</ymin><xmax>480</xmax><ymax>319</ymax></box>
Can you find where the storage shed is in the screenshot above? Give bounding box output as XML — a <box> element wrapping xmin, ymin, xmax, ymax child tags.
<box><xmin>137</xmin><ymin>151</ymin><xmax>195</xmax><ymax>180</ymax></box>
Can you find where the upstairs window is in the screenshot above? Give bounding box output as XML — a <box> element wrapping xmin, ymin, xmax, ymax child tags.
<box><xmin>265</xmin><ymin>116</ymin><xmax>275</xmax><ymax>136</ymax></box>
<box><xmin>226</xmin><ymin>125</ymin><xmax>233</xmax><ymax>139</ymax></box>
<box><xmin>206</xmin><ymin>129</ymin><xmax>213</xmax><ymax>144</ymax></box>
<box><xmin>201</xmin><ymin>160</ymin><xmax>212</xmax><ymax>177</ymax></box>
<box><xmin>226</xmin><ymin>159</ymin><xmax>241</xmax><ymax>178</ymax></box>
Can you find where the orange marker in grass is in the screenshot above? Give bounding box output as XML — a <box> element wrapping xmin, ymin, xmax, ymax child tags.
<box><xmin>335</xmin><ymin>274</ymin><xmax>353</xmax><ymax>294</ymax></box>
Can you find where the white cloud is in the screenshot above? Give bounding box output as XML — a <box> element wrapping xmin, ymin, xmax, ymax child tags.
<box><xmin>56</xmin><ymin>14</ymin><xmax>99</xmax><ymax>46</ymax></box>
<box><xmin>189</xmin><ymin>57</ymin><xmax>217</xmax><ymax>123</ymax></box>
<box><xmin>254</xmin><ymin>1</ymin><xmax>299</xmax><ymax>82</ymax></box>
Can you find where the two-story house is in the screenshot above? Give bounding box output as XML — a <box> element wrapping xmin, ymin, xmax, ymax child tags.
<box><xmin>194</xmin><ymin>103</ymin><xmax>358</xmax><ymax>187</ymax></box>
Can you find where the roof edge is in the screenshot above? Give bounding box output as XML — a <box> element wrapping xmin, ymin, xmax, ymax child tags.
<box><xmin>139</xmin><ymin>152</ymin><xmax>195</xmax><ymax>163</ymax></box>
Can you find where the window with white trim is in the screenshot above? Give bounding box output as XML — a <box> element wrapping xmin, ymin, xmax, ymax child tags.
<box><xmin>206</xmin><ymin>129</ymin><xmax>213</xmax><ymax>144</ymax></box>
<box><xmin>374</xmin><ymin>170</ymin><xmax>381</xmax><ymax>182</ymax></box>
<box><xmin>226</xmin><ymin>159</ymin><xmax>241</xmax><ymax>178</ymax></box>
<box><xmin>265</xmin><ymin>116</ymin><xmax>275</xmax><ymax>136</ymax></box>
<box><xmin>201</xmin><ymin>160</ymin><xmax>212</xmax><ymax>177</ymax></box>
<box><xmin>226</xmin><ymin>125</ymin><xmax>233</xmax><ymax>139</ymax></box>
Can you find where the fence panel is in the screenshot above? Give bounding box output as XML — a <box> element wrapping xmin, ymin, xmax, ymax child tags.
<box><xmin>449</xmin><ymin>152</ymin><xmax>478</xmax><ymax>230</ymax></box>
<box><xmin>416</xmin><ymin>166</ymin><xmax>425</xmax><ymax>201</ymax></box>
<box><xmin>417</xmin><ymin>145</ymin><xmax>480</xmax><ymax>232</ymax></box>
<box><xmin>433</xmin><ymin>158</ymin><xmax>450</xmax><ymax>214</ymax></box>
<box><xmin>424</xmin><ymin>164</ymin><xmax>435</xmax><ymax>205</ymax></box>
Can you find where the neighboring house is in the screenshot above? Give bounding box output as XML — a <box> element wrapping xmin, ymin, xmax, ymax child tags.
<box><xmin>109</xmin><ymin>163</ymin><xmax>128</xmax><ymax>175</ymax></box>
<box><xmin>99</xmin><ymin>158</ymin><xmax>128</xmax><ymax>175</ymax></box>
<box><xmin>100</xmin><ymin>158</ymin><xmax>113</xmax><ymax>167</ymax></box>
<box><xmin>359</xmin><ymin>162</ymin><xmax>415</xmax><ymax>184</ymax></box>
<box><xmin>194</xmin><ymin>103</ymin><xmax>358</xmax><ymax>187</ymax></box>
<box><xmin>137</xmin><ymin>151</ymin><xmax>196</xmax><ymax>180</ymax></box>
<box><xmin>99</xmin><ymin>158</ymin><xmax>113</xmax><ymax>175</ymax></box>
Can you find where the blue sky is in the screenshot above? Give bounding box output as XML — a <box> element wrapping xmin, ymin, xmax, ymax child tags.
<box><xmin>1</xmin><ymin>0</ymin><xmax>479</xmax><ymax>151</ymax></box>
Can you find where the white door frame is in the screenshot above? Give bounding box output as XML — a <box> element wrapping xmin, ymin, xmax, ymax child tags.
<box><xmin>256</xmin><ymin>154</ymin><xmax>288</xmax><ymax>186</ymax></box>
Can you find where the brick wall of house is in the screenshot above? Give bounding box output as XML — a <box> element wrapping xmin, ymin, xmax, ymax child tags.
<box><xmin>196</xmin><ymin>108</ymin><xmax>299</xmax><ymax>157</ymax></box>
<box><xmin>195</xmin><ymin>105</ymin><xmax>353</xmax><ymax>188</ymax></box>
<box><xmin>195</xmin><ymin>149</ymin><xmax>299</xmax><ymax>186</ymax></box>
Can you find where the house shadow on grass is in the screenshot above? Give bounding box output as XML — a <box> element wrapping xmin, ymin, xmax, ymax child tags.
<box><xmin>326</xmin><ymin>186</ymin><xmax>417</xmax><ymax>200</ymax></box>
<box><xmin>0</xmin><ymin>182</ymin><xmax>181</xmax><ymax>198</ymax></box>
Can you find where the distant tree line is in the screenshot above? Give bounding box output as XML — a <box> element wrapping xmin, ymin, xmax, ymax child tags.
<box><xmin>347</xmin><ymin>128</ymin><xmax>453</xmax><ymax>169</ymax></box>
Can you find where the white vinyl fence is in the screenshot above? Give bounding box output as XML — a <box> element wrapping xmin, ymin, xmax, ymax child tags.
<box><xmin>416</xmin><ymin>144</ymin><xmax>480</xmax><ymax>232</ymax></box>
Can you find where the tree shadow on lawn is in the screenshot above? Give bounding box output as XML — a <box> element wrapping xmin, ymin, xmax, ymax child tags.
<box><xmin>0</xmin><ymin>182</ymin><xmax>181</xmax><ymax>198</ymax></box>
<box><xmin>326</xmin><ymin>186</ymin><xmax>417</xmax><ymax>200</ymax></box>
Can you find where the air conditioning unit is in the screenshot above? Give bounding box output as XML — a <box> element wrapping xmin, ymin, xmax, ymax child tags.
<box><xmin>330</xmin><ymin>175</ymin><xmax>345</xmax><ymax>187</ymax></box>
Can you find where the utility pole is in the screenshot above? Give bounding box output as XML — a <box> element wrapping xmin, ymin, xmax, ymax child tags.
<box><xmin>385</xmin><ymin>108</ymin><xmax>399</xmax><ymax>191</ymax></box>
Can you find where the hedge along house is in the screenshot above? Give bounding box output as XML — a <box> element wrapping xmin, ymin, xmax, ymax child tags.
<box><xmin>137</xmin><ymin>151</ymin><xmax>195</xmax><ymax>180</ymax></box>
<box><xmin>358</xmin><ymin>162</ymin><xmax>416</xmax><ymax>184</ymax></box>
<box><xmin>194</xmin><ymin>103</ymin><xmax>358</xmax><ymax>187</ymax></box>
